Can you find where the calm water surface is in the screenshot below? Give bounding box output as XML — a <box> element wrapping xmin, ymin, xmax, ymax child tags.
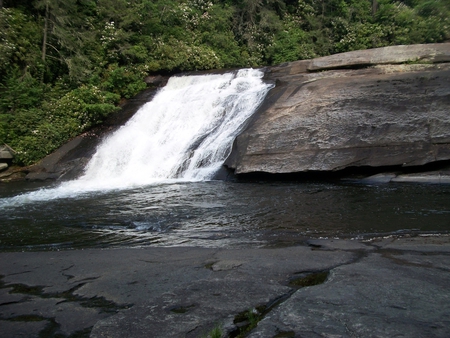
<box><xmin>0</xmin><ymin>180</ymin><xmax>449</xmax><ymax>252</ymax></box>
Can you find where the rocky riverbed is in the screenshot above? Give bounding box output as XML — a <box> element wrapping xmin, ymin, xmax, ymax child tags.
<box><xmin>1</xmin><ymin>235</ymin><xmax>449</xmax><ymax>337</ymax></box>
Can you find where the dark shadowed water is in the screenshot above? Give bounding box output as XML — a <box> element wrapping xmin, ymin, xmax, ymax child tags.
<box><xmin>1</xmin><ymin>180</ymin><xmax>449</xmax><ymax>252</ymax></box>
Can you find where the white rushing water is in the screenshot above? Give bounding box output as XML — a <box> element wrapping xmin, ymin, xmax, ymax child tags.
<box><xmin>1</xmin><ymin>69</ymin><xmax>273</xmax><ymax>204</ymax></box>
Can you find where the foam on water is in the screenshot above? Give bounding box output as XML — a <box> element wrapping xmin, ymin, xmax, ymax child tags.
<box><xmin>0</xmin><ymin>69</ymin><xmax>273</xmax><ymax>206</ymax></box>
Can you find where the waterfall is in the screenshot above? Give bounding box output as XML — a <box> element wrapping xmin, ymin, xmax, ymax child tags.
<box><xmin>78</xmin><ymin>68</ymin><xmax>272</xmax><ymax>189</ymax></box>
<box><xmin>1</xmin><ymin>69</ymin><xmax>272</xmax><ymax>204</ymax></box>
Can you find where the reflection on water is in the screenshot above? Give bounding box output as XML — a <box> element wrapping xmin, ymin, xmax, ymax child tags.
<box><xmin>0</xmin><ymin>180</ymin><xmax>449</xmax><ymax>251</ymax></box>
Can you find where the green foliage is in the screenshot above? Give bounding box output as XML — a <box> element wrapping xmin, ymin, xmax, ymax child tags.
<box><xmin>333</xmin><ymin>22</ymin><xmax>387</xmax><ymax>52</ymax></box>
<box><xmin>1</xmin><ymin>0</ymin><xmax>449</xmax><ymax>165</ymax></box>
<box><xmin>0</xmin><ymin>72</ymin><xmax>119</xmax><ymax>164</ymax></box>
<box><xmin>375</xmin><ymin>0</ymin><xmax>450</xmax><ymax>45</ymax></box>
<box><xmin>46</xmin><ymin>85</ymin><xmax>120</xmax><ymax>129</ymax></box>
<box><xmin>0</xmin><ymin>8</ymin><xmax>42</xmax><ymax>79</ymax></box>
<box><xmin>203</xmin><ymin>324</ymin><xmax>223</xmax><ymax>338</ymax></box>
<box><xmin>0</xmin><ymin>69</ymin><xmax>46</xmax><ymax>113</ymax></box>
<box><xmin>0</xmin><ymin>114</ymin><xmax>8</xmax><ymax>144</ymax></box>
<box><xmin>7</xmin><ymin>83</ymin><xmax>119</xmax><ymax>165</ymax></box>
<box><xmin>150</xmin><ymin>38</ymin><xmax>225</xmax><ymax>72</ymax></box>
<box><xmin>268</xmin><ymin>13</ymin><xmax>316</xmax><ymax>63</ymax></box>
<box><xmin>10</xmin><ymin>113</ymin><xmax>74</xmax><ymax>166</ymax></box>
<box><xmin>101</xmin><ymin>64</ymin><xmax>147</xmax><ymax>99</ymax></box>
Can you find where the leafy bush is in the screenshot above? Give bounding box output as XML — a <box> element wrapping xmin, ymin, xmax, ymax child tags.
<box><xmin>5</xmin><ymin>108</ymin><xmax>63</xmax><ymax>165</ymax></box>
<box><xmin>3</xmin><ymin>83</ymin><xmax>119</xmax><ymax>165</ymax></box>
<box><xmin>150</xmin><ymin>38</ymin><xmax>224</xmax><ymax>72</ymax></box>
<box><xmin>48</xmin><ymin>84</ymin><xmax>120</xmax><ymax>129</ymax></box>
<box><xmin>101</xmin><ymin>64</ymin><xmax>148</xmax><ymax>98</ymax></box>
<box><xmin>0</xmin><ymin>8</ymin><xmax>42</xmax><ymax>79</ymax></box>
<box><xmin>0</xmin><ymin>70</ymin><xmax>46</xmax><ymax>113</ymax></box>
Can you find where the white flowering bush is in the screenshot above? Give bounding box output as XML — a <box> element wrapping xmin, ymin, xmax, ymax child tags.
<box><xmin>0</xmin><ymin>9</ymin><xmax>17</xmax><ymax>69</ymax></box>
<box><xmin>49</xmin><ymin>85</ymin><xmax>119</xmax><ymax>129</ymax></box>
<box><xmin>100</xmin><ymin>21</ymin><xmax>118</xmax><ymax>47</ymax></box>
<box><xmin>174</xmin><ymin>0</ymin><xmax>213</xmax><ymax>30</ymax></box>
<box><xmin>100</xmin><ymin>21</ymin><xmax>129</xmax><ymax>63</ymax></box>
<box><xmin>6</xmin><ymin>84</ymin><xmax>119</xmax><ymax>165</ymax></box>
<box><xmin>0</xmin><ymin>8</ymin><xmax>41</xmax><ymax>77</ymax></box>
<box><xmin>101</xmin><ymin>64</ymin><xmax>147</xmax><ymax>98</ymax></box>
<box><xmin>333</xmin><ymin>20</ymin><xmax>387</xmax><ymax>53</ymax></box>
<box><xmin>151</xmin><ymin>37</ymin><xmax>224</xmax><ymax>71</ymax></box>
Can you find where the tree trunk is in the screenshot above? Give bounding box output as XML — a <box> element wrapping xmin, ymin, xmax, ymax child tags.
<box><xmin>42</xmin><ymin>2</ymin><xmax>49</xmax><ymax>62</ymax></box>
<box><xmin>372</xmin><ymin>0</ymin><xmax>378</xmax><ymax>16</ymax></box>
<box><xmin>322</xmin><ymin>0</ymin><xmax>325</xmax><ymax>20</ymax></box>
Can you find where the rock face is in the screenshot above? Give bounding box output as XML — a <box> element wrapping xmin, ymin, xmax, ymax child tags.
<box><xmin>0</xmin><ymin>146</ymin><xmax>14</xmax><ymax>161</ymax></box>
<box><xmin>0</xmin><ymin>145</ymin><xmax>14</xmax><ymax>172</ymax></box>
<box><xmin>225</xmin><ymin>43</ymin><xmax>450</xmax><ymax>174</ymax></box>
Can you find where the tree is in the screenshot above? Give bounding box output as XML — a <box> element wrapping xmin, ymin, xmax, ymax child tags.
<box><xmin>0</xmin><ymin>7</ymin><xmax>42</xmax><ymax>79</ymax></box>
<box><xmin>35</xmin><ymin>0</ymin><xmax>94</xmax><ymax>84</ymax></box>
<box><xmin>41</xmin><ymin>1</ymin><xmax>48</xmax><ymax>61</ymax></box>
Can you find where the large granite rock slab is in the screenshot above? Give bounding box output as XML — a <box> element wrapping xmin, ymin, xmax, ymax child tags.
<box><xmin>278</xmin><ymin>42</ymin><xmax>450</xmax><ymax>74</ymax></box>
<box><xmin>1</xmin><ymin>236</ymin><xmax>449</xmax><ymax>337</ymax></box>
<box><xmin>226</xmin><ymin>43</ymin><xmax>450</xmax><ymax>174</ymax></box>
<box><xmin>0</xmin><ymin>245</ymin><xmax>355</xmax><ymax>338</ymax></box>
<box><xmin>250</xmin><ymin>241</ymin><xmax>450</xmax><ymax>338</ymax></box>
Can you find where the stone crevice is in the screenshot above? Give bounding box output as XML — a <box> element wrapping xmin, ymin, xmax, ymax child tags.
<box><xmin>1</xmin><ymin>238</ymin><xmax>449</xmax><ymax>337</ymax></box>
<box><xmin>0</xmin><ymin>275</ymin><xmax>132</xmax><ymax>337</ymax></box>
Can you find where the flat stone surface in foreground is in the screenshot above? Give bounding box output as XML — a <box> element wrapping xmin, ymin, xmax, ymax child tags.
<box><xmin>0</xmin><ymin>236</ymin><xmax>449</xmax><ymax>337</ymax></box>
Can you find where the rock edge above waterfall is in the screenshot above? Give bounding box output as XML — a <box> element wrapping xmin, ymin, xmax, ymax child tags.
<box><xmin>225</xmin><ymin>43</ymin><xmax>450</xmax><ymax>179</ymax></box>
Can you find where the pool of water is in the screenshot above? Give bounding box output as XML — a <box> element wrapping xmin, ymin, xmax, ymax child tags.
<box><xmin>0</xmin><ymin>180</ymin><xmax>449</xmax><ymax>251</ymax></box>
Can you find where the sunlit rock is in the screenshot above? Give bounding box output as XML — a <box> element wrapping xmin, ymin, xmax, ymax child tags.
<box><xmin>226</xmin><ymin>43</ymin><xmax>450</xmax><ymax>174</ymax></box>
<box><xmin>0</xmin><ymin>163</ymin><xmax>8</xmax><ymax>172</ymax></box>
<box><xmin>0</xmin><ymin>146</ymin><xmax>13</xmax><ymax>160</ymax></box>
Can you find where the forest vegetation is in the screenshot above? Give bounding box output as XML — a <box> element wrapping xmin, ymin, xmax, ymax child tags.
<box><xmin>0</xmin><ymin>0</ymin><xmax>449</xmax><ymax>165</ymax></box>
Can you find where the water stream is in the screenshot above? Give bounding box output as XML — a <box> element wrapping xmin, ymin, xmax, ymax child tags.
<box><xmin>0</xmin><ymin>69</ymin><xmax>449</xmax><ymax>252</ymax></box>
<box><xmin>77</xmin><ymin>68</ymin><xmax>273</xmax><ymax>189</ymax></box>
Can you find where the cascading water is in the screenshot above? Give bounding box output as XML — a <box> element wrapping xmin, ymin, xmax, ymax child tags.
<box><xmin>80</xmin><ymin>68</ymin><xmax>272</xmax><ymax>188</ymax></box>
<box><xmin>1</xmin><ymin>69</ymin><xmax>273</xmax><ymax>203</ymax></box>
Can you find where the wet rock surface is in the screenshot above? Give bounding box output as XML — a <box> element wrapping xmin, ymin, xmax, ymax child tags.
<box><xmin>251</xmin><ymin>239</ymin><xmax>450</xmax><ymax>338</ymax></box>
<box><xmin>0</xmin><ymin>236</ymin><xmax>449</xmax><ymax>337</ymax></box>
<box><xmin>343</xmin><ymin>163</ymin><xmax>450</xmax><ymax>184</ymax></box>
